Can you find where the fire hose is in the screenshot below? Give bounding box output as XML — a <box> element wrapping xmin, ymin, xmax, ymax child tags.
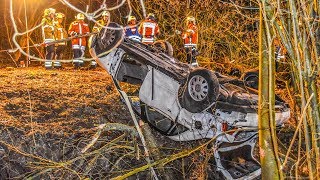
<box><xmin>6</xmin><ymin>32</ymin><xmax>99</xmax><ymax>53</ymax></box>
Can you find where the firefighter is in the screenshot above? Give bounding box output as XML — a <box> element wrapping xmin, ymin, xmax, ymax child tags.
<box><xmin>68</xmin><ymin>13</ymin><xmax>90</xmax><ymax>69</ymax></box>
<box><xmin>138</xmin><ymin>13</ymin><xmax>160</xmax><ymax>44</ymax></box>
<box><xmin>91</xmin><ymin>10</ymin><xmax>110</xmax><ymax>68</ymax></box>
<box><xmin>125</xmin><ymin>16</ymin><xmax>141</xmax><ymax>42</ymax></box>
<box><xmin>92</xmin><ymin>10</ymin><xmax>110</xmax><ymax>33</ymax></box>
<box><xmin>182</xmin><ymin>16</ymin><xmax>199</xmax><ymax>67</ymax></box>
<box><xmin>41</xmin><ymin>8</ymin><xmax>56</xmax><ymax>69</ymax></box>
<box><xmin>53</xmin><ymin>12</ymin><xmax>67</xmax><ymax>68</ymax></box>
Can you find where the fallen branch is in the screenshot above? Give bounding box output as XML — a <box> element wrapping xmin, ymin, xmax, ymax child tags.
<box><xmin>81</xmin><ymin>123</ymin><xmax>138</xmax><ymax>153</ymax></box>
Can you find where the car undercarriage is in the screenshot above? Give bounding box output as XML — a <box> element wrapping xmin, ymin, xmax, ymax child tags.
<box><xmin>89</xmin><ymin>23</ymin><xmax>290</xmax><ymax>179</ymax></box>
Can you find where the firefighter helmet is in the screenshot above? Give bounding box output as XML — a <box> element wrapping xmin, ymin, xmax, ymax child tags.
<box><xmin>56</xmin><ymin>13</ymin><xmax>65</xmax><ymax>19</ymax></box>
<box><xmin>186</xmin><ymin>16</ymin><xmax>196</xmax><ymax>25</ymax></box>
<box><xmin>147</xmin><ymin>13</ymin><xmax>155</xmax><ymax>20</ymax></box>
<box><xmin>128</xmin><ymin>16</ymin><xmax>136</xmax><ymax>23</ymax></box>
<box><xmin>76</xmin><ymin>13</ymin><xmax>85</xmax><ymax>20</ymax></box>
<box><xmin>102</xmin><ymin>10</ymin><xmax>110</xmax><ymax>17</ymax></box>
<box><xmin>43</xmin><ymin>8</ymin><xmax>56</xmax><ymax>17</ymax></box>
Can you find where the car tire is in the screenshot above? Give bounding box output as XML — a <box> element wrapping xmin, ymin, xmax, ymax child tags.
<box><xmin>90</xmin><ymin>22</ymin><xmax>123</xmax><ymax>56</ymax></box>
<box><xmin>243</xmin><ymin>71</ymin><xmax>259</xmax><ymax>89</ymax></box>
<box><xmin>179</xmin><ymin>68</ymin><xmax>220</xmax><ymax>113</ymax></box>
<box><xmin>153</xmin><ymin>40</ymin><xmax>174</xmax><ymax>56</ymax></box>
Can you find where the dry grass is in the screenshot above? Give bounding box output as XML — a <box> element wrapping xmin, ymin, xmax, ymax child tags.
<box><xmin>0</xmin><ymin>67</ymin><xmax>206</xmax><ymax>179</ymax></box>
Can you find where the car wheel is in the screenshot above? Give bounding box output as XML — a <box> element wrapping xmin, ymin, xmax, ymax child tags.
<box><xmin>90</xmin><ymin>22</ymin><xmax>123</xmax><ymax>56</ymax></box>
<box><xmin>153</xmin><ymin>40</ymin><xmax>174</xmax><ymax>56</ymax></box>
<box><xmin>243</xmin><ymin>71</ymin><xmax>259</xmax><ymax>89</ymax></box>
<box><xmin>179</xmin><ymin>68</ymin><xmax>220</xmax><ymax>113</ymax></box>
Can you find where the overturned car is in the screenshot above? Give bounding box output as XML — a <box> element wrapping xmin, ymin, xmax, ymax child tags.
<box><xmin>89</xmin><ymin>23</ymin><xmax>290</xmax><ymax>180</ymax></box>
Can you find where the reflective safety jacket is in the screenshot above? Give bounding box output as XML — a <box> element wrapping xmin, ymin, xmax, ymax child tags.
<box><xmin>138</xmin><ymin>19</ymin><xmax>160</xmax><ymax>44</ymax></box>
<box><xmin>54</xmin><ymin>22</ymin><xmax>68</xmax><ymax>46</ymax></box>
<box><xmin>41</xmin><ymin>17</ymin><xmax>55</xmax><ymax>44</ymax></box>
<box><xmin>68</xmin><ymin>20</ymin><xmax>90</xmax><ymax>50</ymax></box>
<box><xmin>125</xmin><ymin>25</ymin><xmax>141</xmax><ymax>42</ymax></box>
<box><xmin>92</xmin><ymin>19</ymin><xmax>108</xmax><ymax>33</ymax></box>
<box><xmin>182</xmin><ymin>23</ymin><xmax>198</xmax><ymax>48</ymax></box>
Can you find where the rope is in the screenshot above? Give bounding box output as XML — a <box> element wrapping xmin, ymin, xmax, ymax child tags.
<box><xmin>5</xmin><ymin>32</ymin><xmax>99</xmax><ymax>53</ymax></box>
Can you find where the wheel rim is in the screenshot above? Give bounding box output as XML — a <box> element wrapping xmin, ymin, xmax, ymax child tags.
<box><xmin>188</xmin><ymin>75</ymin><xmax>209</xmax><ymax>101</ymax></box>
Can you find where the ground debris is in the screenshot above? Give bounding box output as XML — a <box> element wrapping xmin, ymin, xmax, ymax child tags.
<box><xmin>0</xmin><ymin>67</ymin><xmax>198</xmax><ymax>179</ymax></box>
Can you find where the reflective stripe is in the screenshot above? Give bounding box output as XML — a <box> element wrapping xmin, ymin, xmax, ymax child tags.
<box><xmin>142</xmin><ymin>37</ymin><xmax>154</xmax><ymax>43</ymax></box>
<box><xmin>79</xmin><ymin>23</ymin><xmax>82</xmax><ymax>46</ymax></box>
<box><xmin>184</xmin><ymin>44</ymin><xmax>197</xmax><ymax>48</ymax></box>
<box><xmin>53</xmin><ymin>62</ymin><xmax>61</xmax><ymax>66</ymax></box>
<box><xmin>72</xmin><ymin>45</ymin><xmax>80</xmax><ymax>49</ymax></box>
<box><xmin>91</xmin><ymin>61</ymin><xmax>97</xmax><ymax>65</ymax></box>
<box><xmin>72</xmin><ymin>45</ymin><xmax>86</xmax><ymax>50</ymax></box>
<box><xmin>128</xmin><ymin>35</ymin><xmax>142</xmax><ymax>42</ymax></box>
<box><xmin>45</xmin><ymin>61</ymin><xmax>52</xmax><ymax>67</ymax></box>
<box><xmin>44</xmin><ymin>39</ymin><xmax>55</xmax><ymax>43</ymax></box>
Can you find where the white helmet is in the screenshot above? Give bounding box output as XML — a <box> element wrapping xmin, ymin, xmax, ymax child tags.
<box><xmin>56</xmin><ymin>13</ymin><xmax>65</xmax><ymax>19</ymax></box>
<box><xmin>128</xmin><ymin>16</ymin><xmax>136</xmax><ymax>22</ymax></box>
<box><xmin>76</xmin><ymin>13</ymin><xmax>85</xmax><ymax>20</ymax></box>
<box><xmin>147</xmin><ymin>13</ymin><xmax>155</xmax><ymax>20</ymax></box>
<box><xmin>43</xmin><ymin>8</ymin><xmax>56</xmax><ymax>17</ymax></box>
<box><xmin>186</xmin><ymin>16</ymin><xmax>196</xmax><ymax>25</ymax></box>
<box><xmin>102</xmin><ymin>11</ymin><xmax>110</xmax><ymax>17</ymax></box>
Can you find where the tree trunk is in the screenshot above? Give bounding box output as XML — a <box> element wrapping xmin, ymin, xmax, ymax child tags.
<box><xmin>258</xmin><ymin>1</ymin><xmax>281</xmax><ymax>179</ymax></box>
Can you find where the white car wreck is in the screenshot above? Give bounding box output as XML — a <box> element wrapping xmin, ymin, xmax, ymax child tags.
<box><xmin>89</xmin><ymin>23</ymin><xmax>290</xmax><ymax>180</ymax></box>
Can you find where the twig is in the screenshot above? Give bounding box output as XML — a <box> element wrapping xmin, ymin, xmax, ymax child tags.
<box><xmin>111</xmin><ymin>133</ymin><xmax>221</xmax><ymax>180</ymax></box>
<box><xmin>282</xmin><ymin>94</ymin><xmax>314</xmax><ymax>169</ymax></box>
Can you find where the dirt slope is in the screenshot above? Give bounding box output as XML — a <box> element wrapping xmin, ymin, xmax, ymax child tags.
<box><xmin>0</xmin><ymin>67</ymin><xmax>205</xmax><ymax>179</ymax></box>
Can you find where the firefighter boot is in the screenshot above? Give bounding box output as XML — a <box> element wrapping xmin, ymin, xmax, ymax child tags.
<box><xmin>79</xmin><ymin>60</ymin><xmax>84</xmax><ymax>68</ymax></box>
<box><xmin>53</xmin><ymin>61</ymin><xmax>62</xmax><ymax>69</ymax></box>
<box><xmin>191</xmin><ymin>48</ymin><xmax>199</xmax><ymax>67</ymax></box>
<box><xmin>90</xmin><ymin>60</ymin><xmax>97</xmax><ymax>69</ymax></box>
<box><xmin>73</xmin><ymin>59</ymin><xmax>81</xmax><ymax>69</ymax></box>
<box><xmin>191</xmin><ymin>58</ymin><xmax>198</xmax><ymax>67</ymax></box>
<box><xmin>44</xmin><ymin>61</ymin><xmax>53</xmax><ymax>70</ymax></box>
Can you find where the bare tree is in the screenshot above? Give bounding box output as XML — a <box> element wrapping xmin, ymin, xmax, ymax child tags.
<box><xmin>258</xmin><ymin>1</ymin><xmax>281</xmax><ymax>179</ymax></box>
<box><xmin>259</xmin><ymin>0</ymin><xmax>320</xmax><ymax>178</ymax></box>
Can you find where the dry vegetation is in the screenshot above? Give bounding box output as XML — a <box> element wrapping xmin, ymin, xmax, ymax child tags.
<box><xmin>0</xmin><ymin>67</ymin><xmax>225</xmax><ymax>179</ymax></box>
<box><xmin>0</xmin><ymin>67</ymin><xmax>297</xmax><ymax>179</ymax></box>
<box><xmin>0</xmin><ymin>0</ymin><xmax>318</xmax><ymax>179</ymax></box>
